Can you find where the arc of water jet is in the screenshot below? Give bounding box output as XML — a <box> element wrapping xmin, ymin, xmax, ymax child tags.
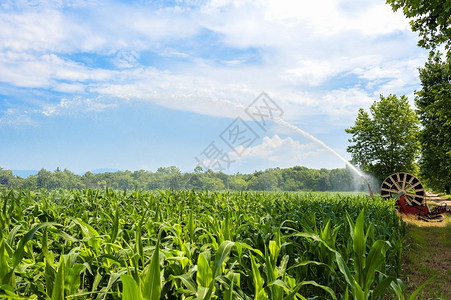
<box><xmin>205</xmin><ymin>98</ymin><xmax>373</xmax><ymax>194</ymax></box>
<box><xmin>273</xmin><ymin>118</ymin><xmax>374</xmax><ymax>196</ymax></box>
<box><xmin>272</xmin><ymin>118</ymin><xmax>363</xmax><ymax>177</ymax></box>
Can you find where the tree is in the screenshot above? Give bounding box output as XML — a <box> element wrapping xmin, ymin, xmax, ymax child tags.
<box><xmin>201</xmin><ymin>176</ymin><xmax>225</xmax><ymax>190</ymax></box>
<box><xmin>248</xmin><ymin>171</ymin><xmax>279</xmax><ymax>191</ymax></box>
<box><xmin>415</xmin><ymin>53</ymin><xmax>451</xmax><ymax>192</ymax></box>
<box><xmin>228</xmin><ymin>174</ymin><xmax>248</xmax><ymax>191</ymax></box>
<box><xmin>0</xmin><ymin>168</ymin><xmax>14</xmax><ymax>186</ymax></box>
<box><xmin>345</xmin><ymin>94</ymin><xmax>421</xmax><ymax>181</ymax></box>
<box><xmin>329</xmin><ymin>168</ymin><xmax>352</xmax><ymax>191</ymax></box>
<box><xmin>387</xmin><ymin>0</ymin><xmax>451</xmax><ymax>53</ymax></box>
<box><xmin>386</xmin><ymin>1</ymin><xmax>450</xmax><ymax>192</ymax></box>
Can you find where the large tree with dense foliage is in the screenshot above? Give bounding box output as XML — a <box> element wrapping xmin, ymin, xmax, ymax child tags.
<box><xmin>387</xmin><ymin>0</ymin><xmax>451</xmax><ymax>191</ymax></box>
<box><xmin>387</xmin><ymin>0</ymin><xmax>450</xmax><ymax>53</ymax></box>
<box><xmin>345</xmin><ymin>94</ymin><xmax>421</xmax><ymax>181</ymax></box>
<box><xmin>415</xmin><ymin>54</ymin><xmax>451</xmax><ymax>192</ymax></box>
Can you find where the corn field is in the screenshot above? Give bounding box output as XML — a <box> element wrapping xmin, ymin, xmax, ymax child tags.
<box><xmin>0</xmin><ymin>189</ymin><xmax>407</xmax><ymax>299</ymax></box>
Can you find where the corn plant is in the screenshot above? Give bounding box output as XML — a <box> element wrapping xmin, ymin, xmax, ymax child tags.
<box><xmin>0</xmin><ymin>188</ymin><xmax>407</xmax><ymax>299</ymax></box>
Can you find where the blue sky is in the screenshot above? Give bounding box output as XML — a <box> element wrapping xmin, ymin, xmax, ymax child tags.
<box><xmin>0</xmin><ymin>0</ymin><xmax>428</xmax><ymax>174</ymax></box>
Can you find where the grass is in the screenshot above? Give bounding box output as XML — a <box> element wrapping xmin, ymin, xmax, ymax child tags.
<box><xmin>401</xmin><ymin>214</ymin><xmax>451</xmax><ymax>299</ymax></box>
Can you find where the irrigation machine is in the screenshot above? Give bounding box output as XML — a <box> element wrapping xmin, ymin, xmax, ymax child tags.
<box><xmin>380</xmin><ymin>172</ymin><xmax>451</xmax><ymax>221</ymax></box>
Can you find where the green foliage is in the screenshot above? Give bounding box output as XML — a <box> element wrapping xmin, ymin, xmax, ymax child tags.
<box><xmin>386</xmin><ymin>0</ymin><xmax>451</xmax><ymax>53</ymax></box>
<box><xmin>385</xmin><ymin>0</ymin><xmax>451</xmax><ymax>191</ymax></box>
<box><xmin>415</xmin><ymin>53</ymin><xmax>451</xmax><ymax>192</ymax></box>
<box><xmin>0</xmin><ymin>189</ymin><xmax>408</xmax><ymax>299</ymax></box>
<box><xmin>247</xmin><ymin>171</ymin><xmax>280</xmax><ymax>191</ymax></box>
<box><xmin>345</xmin><ymin>94</ymin><xmax>421</xmax><ymax>181</ymax></box>
<box><xmin>0</xmin><ymin>166</ymin><xmax>369</xmax><ymax>192</ymax></box>
<box><xmin>0</xmin><ymin>168</ymin><xmax>23</xmax><ymax>189</ymax></box>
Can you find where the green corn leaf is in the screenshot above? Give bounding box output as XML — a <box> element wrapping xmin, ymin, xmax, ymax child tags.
<box><xmin>63</xmin><ymin>259</ymin><xmax>84</xmax><ymax>296</ymax></box>
<box><xmin>51</xmin><ymin>256</ymin><xmax>65</xmax><ymax>300</ymax></box>
<box><xmin>44</xmin><ymin>260</ymin><xmax>56</xmax><ymax>297</ymax></box>
<box><xmin>320</xmin><ymin>219</ymin><xmax>331</xmax><ymax>241</ymax></box>
<box><xmin>197</xmin><ymin>286</ymin><xmax>210</xmax><ymax>300</ymax></box>
<box><xmin>171</xmin><ymin>274</ymin><xmax>197</xmax><ymax>294</ymax></box>
<box><xmin>301</xmin><ymin>281</ymin><xmax>337</xmax><ymax>300</ymax></box>
<box><xmin>268</xmin><ymin>279</ymin><xmax>290</xmax><ymax>290</ymax></box>
<box><xmin>197</xmin><ymin>251</ymin><xmax>213</xmax><ymax>288</ymax></box>
<box><xmin>363</xmin><ymin>240</ymin><xmax>390</xmax><ymax>291</ymax></box>
<box><xmin>345</xmin><ymin>211</ymin><xmax>355</xmax><ymax>239</ymax></box>
<box><xmin>188</xmin><ymin>211</ymin><xmax>195</xmax><ymax>242</ymax></box>
<box><xmin>334</xmin><ymin>251</ymin><xmax>364</xmax><ymax>300</ymax></box>
<box><xmin>71</xmin><ymin>218</ymin><xmax>99</xmax><ymax>239</ymax></box>
<box><xmin>213</xmin><ymin>240</ymin><xmax>234</xmax><ymax>278</ymax></box>
<box><xmin>99</xmin><ymin>269</ymin><xmax>128</xmax><ymax>299</ymax></box>
<box><xmin>264</xmin><ymin>245</ymin><xmax>282</xmax><ymax>300</ymax></box>
<box><xmin>135</xmin><ymin>223</ymin><xmax>143</xmax><ymax>266</ymax></box>
<box><xmin>121</xmin><ymin>274</ymin><xmax>141</xmax><ymax>300</ymax></box>
<box><xmin>223</xmin><ymin>273</ymin><xmax>237</xmax><ymax>300</ymax></box>
<box><xmin>2</xmin><ymin>190</ymin><xmax>11</xmax><ymax>215</ymax></box>
<box><xmin>283</xmin><ymin>280</ymin><xmax>337</xmax><ymax>300</ymax></box>
<box><xmin>71</xmin><ymin>218</ymin><xmax>100</xmax><ymax>252</ymax></box>
<box><xmin>344</xmin><ymin>286</ymin><xmax>349</xmax><ymax>300</ymax></box>
<box><xmin>142</xmin><ymin>236</ymin><xmax>161</xmax><ymax>300</ymax></box>
<box><xmin>91</xmin><ymin>272</ymin><xmax>102</xmax><ymax>296</ymax></box>
<box><xmin>268</xmin><ymin>240</ymin><xmax>278</xmax><ymax>265</ymax></box>
<box><xmin>42</xmin><ymin>228</ymin><xmax>54</xmax><ymax>266</ymax></box>
<box><xmin>0</xmin><ymin>240</ymin><xmax>10</xmax><ymax>284</ymax></box>
<box><xmin>278</xmin><ymin>255</ymin><xmax>289</xmax><ymax>281</ymax></box>
<box><xmin>7</xmin><ymin>225</ymin><xmax>22</xmax><ymax>247</ymax></box>
<box><xmin>372</xmin><ymin>276</ymin><xmax>395</xmax><ymax>299</ymax></box>
<box><xmin>235</xmin><ymin>242</ymin><xmax>264</xmax><ymax>257</ymax></box>
<box><xmin>407</xmin><ymin>276</ymin><xmax>435</xmax><ymax>300</ymax></box>
<box><xmin>353</xmin><ymin>209</ymin><xmax>366</xmax><ymax>286</ymax></box>
<box><xmin>286</xmin><ymin>260</ymin><xmax>333</xmax><ymax>272</ymax></box>
<box><xmin>287</xmin><ymin>232</ymin><xmax>322</xmax><ymax>242</ymax></box>
<box><xmin>110</xmin><ymin>206</ymin><xmax>120</xmax><ymax>244</ymax></box>
<box><xmin>390</xmin><ymin>279</ymin><xmax>405</xmax><ymax>300</ymax></box>
<box><xmin>250</xmin><ymin>252</ymin><xmax>267</xmax><ymax>300</ymax></box>
<box><xmin>0</xmin><ymin>285</ymin><xmax>27</xmax><ymax>299</ymax></box>
<box><xmin>13</xmin><ymin>222</ymin><xmax>55</xmax><ymax>269</ymax></box>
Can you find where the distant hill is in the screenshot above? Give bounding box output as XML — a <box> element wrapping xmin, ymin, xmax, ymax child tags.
<box><xmin>12</xmin><ymin>170</ymin><xmax>38</xmax><ymax>178</ymax></box>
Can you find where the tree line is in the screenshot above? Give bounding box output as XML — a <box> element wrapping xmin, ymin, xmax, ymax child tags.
<box><xmin>0</xmin><ymin>166</ymin><xmax>368</xmax><ymax>192</ymax></box>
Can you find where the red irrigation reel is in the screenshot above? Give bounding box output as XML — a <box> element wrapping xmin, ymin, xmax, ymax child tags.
<box><xmin>380</xmin><ymin>172</ymin><xmax>451</xmax><ymax>222</ymax></box>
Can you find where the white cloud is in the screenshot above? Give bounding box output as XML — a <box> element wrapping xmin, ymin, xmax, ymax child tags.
<box><xmin>320</xmin><ymin>88</ymin><xmax>374</xmax><ymax>120</ymax></box>
<box><xmin>203</xmin><ymin>0</ymin><xmax>409</xmax><ymax>51</ymax></box>
<box><xmin>0</xmin><ymin>52</ymin><xmax>117</xmax><ymax>89</ymax></box>
<box><xmin>229</xmin><ymin>134</ymin><xmax>346</xmax><ymax>170</ymax></box>
<box><xmin>41</xmin><ymin>97</ymin><xmax>118</xmax><ymax>116</ymax></box>
<box><xmin>284</xmin><ymin>60</ymin><xmax>335</xmax><ymax>87</ymax></box>
<box><xmin>0</xmin><ymin>0</ymin><xmax>427</xmax><ymax>126</ymax></box>
<box><xmin>0</xmin><ymin>108</ymin><xmax>36</xmax><ymax>127</ymax></box>
<box><xmin>354</xmin><ymin>57</ymin><xmax>424</xmax><ymax>96</ymax></box>
<box><xmin>112</xmin><ymin>50</ymin><xmax>139</xmax><ymax>69</ymax></box>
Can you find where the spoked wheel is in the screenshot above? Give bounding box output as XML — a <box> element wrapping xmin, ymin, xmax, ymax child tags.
<box><xmin>380</xmin><ymin>172</ymin><xmax>425</xmax><ymax>206</ymax></box>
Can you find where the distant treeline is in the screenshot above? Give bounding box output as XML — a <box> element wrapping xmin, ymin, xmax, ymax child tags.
<box><xmin>0</xmin><ymin>166</ymin><xmax>369</xmax><ymax>191</ymax></box>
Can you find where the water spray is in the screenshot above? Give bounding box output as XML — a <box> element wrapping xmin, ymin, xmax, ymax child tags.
<box><xmin>273</xmin><ymin>118</ymin><xmax>374</xmax><ymax>196</ymax></box>
<box><xmin>205</xmin><ymin>97</ymin><xmax>375</xmax><ymax>195</ymax></box>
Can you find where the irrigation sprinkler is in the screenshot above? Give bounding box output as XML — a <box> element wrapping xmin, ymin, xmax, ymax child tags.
<box><xmin>362</xmin><ymin>176</ymin><xmax>374</xmax><ymax>197</ymax></box>
<box><xmin>380</xmin><ymin>172</ymin><xmax>451</xmax><ymax>221</ymax></box>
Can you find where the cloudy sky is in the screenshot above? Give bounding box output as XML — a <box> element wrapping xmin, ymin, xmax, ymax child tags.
<box><xmin>0</xmin><ymin>0</ymin><xmax>428</xmax><ymax>174</ymax></box>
